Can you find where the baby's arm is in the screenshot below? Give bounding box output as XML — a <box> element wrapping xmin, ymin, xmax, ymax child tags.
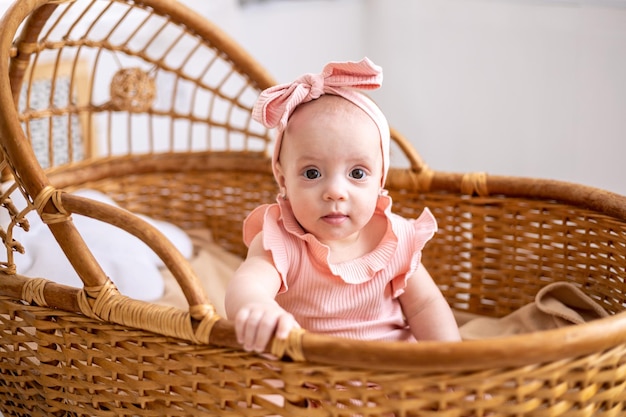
<box><xmin>225</xmin><ymin>233</ymin><xmax>300</xmax><ymax>352</ymax></box>
<box><xmin>399</xmin><ymin>263</ymin><xmax>461</xmax><ymax>342</ymax></box>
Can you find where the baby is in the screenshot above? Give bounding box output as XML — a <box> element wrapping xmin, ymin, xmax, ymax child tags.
<box><xmin>225</xmin><ymin>58</ymin><xmax>460</xmax><ymax>352</ymax></box>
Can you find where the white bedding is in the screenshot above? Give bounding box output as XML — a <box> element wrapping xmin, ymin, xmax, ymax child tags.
<box><xmin>3</xmin><ymin>188</ymin><xmax>194</xmax><ymax>301</ymax></box>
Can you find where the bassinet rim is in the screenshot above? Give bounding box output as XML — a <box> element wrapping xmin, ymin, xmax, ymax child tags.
<box><xmin>3</xmin><ymin>269</ymin><xmax>626</xmax><ymax>374</ymax></box>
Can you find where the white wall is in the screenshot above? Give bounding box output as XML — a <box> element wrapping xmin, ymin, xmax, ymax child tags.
<box><xmin>368</xmin><ymin>0</ymin><xmax>626</xmax><ymax>195</ymax></box>
<box><xmin>234</xmin><ymin>0</ymin><xmax>367</xmax><ymax>82</ymax></box>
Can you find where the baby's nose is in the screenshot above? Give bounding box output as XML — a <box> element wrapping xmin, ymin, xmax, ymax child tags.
<box><xmin>323</xmin><ymin>177</ymin><xmax>348</xmax><ymax>201</ymax></box>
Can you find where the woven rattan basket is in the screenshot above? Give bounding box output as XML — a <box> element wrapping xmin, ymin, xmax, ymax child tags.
<box><xmin>0</xmin><ymin>0</ymin><xmax>625</xmax><ymax>416</ymax></box>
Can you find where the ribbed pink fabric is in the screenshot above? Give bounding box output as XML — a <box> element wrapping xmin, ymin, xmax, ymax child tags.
<box><xmin>252</xmin><ymin>57</ymin><xmax>391</xmax><ymax>185</ymax></box>
<box><xmin>243</xmin><ymin>195</ymin><xmax>438</xmax><ymax>341</ymax></box>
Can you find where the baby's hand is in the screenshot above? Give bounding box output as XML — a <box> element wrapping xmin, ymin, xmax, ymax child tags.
<box><xmin>234</xmin><ymin>302</ymin><xmax>300</xmax><ymax>353</ymax></box>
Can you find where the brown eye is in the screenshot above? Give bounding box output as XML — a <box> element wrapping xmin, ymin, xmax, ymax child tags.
<box><xmin>350</xmin><ymin>168</ymin><xmax>366</xmax><ymax>180</ymax></box>
<box><xmin>304</xmin><ymin>169</ymin><xmax>321</xmax><ymax>179</ymax></box>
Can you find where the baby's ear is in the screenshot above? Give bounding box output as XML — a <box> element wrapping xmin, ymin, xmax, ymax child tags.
<box><xmin>274</xmin><ymin>161</ymin><xmax>287</xmax><ymax>193</ymax></box>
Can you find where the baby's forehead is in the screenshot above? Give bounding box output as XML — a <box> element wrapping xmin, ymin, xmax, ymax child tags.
<box><xmin>284</xmin><ymin>95</ymin><xmax>382</xmax><ymax>157</ymax></box>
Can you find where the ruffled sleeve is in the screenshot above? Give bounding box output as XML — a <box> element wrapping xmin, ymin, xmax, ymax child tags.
<box><xmin>242</xmin><ymin>202</ymin><xmax>293</xmax><ymax>293</ymax></box>
<box><xmin>389</xmin><ymin>207</ymin><xmax>438</xmax><ymax>298</ymax></box>
<box><xmin>242</xmin><ymin>204</ymin><xmax>270</xmax><ymax>247</ymax></box>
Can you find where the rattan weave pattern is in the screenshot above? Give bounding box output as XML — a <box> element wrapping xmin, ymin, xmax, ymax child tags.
<box><xmin>0</xmin><ymin>0</ymin><xmax>625</xmax><ymax>415</ymax></box>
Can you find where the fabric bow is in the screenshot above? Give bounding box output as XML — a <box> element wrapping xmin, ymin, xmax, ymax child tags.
<box><xmin>252</xmin><ymin>57</ymin><xmax>383</xmax><ymax>131</ymax></box>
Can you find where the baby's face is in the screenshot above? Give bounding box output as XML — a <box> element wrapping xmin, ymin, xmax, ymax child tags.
<box><xmin>275</xmin><ymin>95</ymin><xmax>383</xmax><ymax>246</ymax></box>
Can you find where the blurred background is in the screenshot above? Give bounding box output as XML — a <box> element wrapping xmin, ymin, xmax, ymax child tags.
<box><xmin>3</xmin><ymin>0</ymin><xmax>625</xmax><ymax>194</ymax></box>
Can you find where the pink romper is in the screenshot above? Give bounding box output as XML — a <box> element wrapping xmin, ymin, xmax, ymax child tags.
<box><xmin>242</xmin><ymin>194</ymin><xmax>437</xmax><ymax>342</ymax></box>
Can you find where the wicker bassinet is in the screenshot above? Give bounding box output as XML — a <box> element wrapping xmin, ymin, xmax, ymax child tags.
<box><xmin>0</xmin><ymin>0</ymin><xmax>625</xmax><ymax>416</ymax></box>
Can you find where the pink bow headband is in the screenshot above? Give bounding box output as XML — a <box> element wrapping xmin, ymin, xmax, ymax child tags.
<box><xmin>252</xmin><ymin>57</ymin><xmax>391</xmax><ymax>185</ymax></box>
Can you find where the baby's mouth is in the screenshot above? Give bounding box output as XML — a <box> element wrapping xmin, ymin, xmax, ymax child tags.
<box><xmin>322</xmin><ymin>212</ymin><xmax>348</xmax><ymax>224</ymax></box>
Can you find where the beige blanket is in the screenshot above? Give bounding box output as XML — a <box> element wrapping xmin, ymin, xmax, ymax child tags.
<box><xmin>156</xmin><ymin>230</ymin><xmax>610</xmax><ymax>337</ymax></box>
<box><xmin>155</xmin><ymin>229</ymin><xmax>241</xmax><ymax>317</ymax></box>
<box><xmin>459</xmin><ymin>281</ymin><xmax>609</xmax><ymax>339</ymax></box>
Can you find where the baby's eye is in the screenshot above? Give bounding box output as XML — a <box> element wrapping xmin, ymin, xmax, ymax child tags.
<box><xmin>304</xmin><ymin>168</ymin><xmax>321</xmax><ymax>179</ymax></box>
<box><xmin>350</xmin><ymin>168</ymin><xmax>367</xmax><ymax>180</ymax></box>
